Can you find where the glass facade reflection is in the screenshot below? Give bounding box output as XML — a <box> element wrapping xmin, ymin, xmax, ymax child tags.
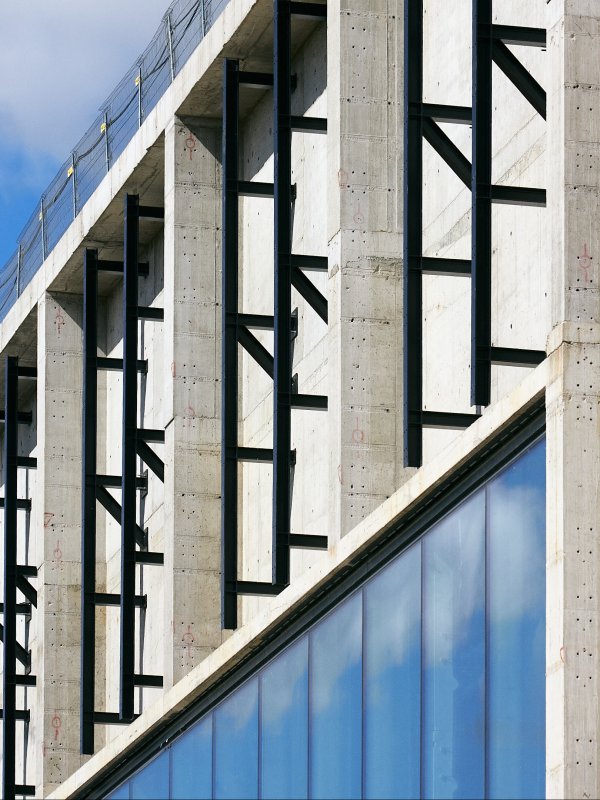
<box><xmin>108</xmin><ymin>439</ymin><xmax>546</xmax><ymax>800</ymax></box>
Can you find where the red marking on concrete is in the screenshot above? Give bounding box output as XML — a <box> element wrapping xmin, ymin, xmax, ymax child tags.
<box><xmin>353</xmin><ymin>202</ymin><xmax>364</xmax><ymax>225</ymax></box>
<box><xmin>171</xmin><ymin>361</ymin><xmax>177</xmax><ymax>378</ymax></box>
<box><xmin>337</xmin><ymin>464</ymin><xmax>344</xmax><ymax>485</ymax></box>
<box><xmin>578</xmin><ymin>243</ymin><xmax>593</xmax><ymax>283</ymax></box>
<box><xmin>352</xmin><ymin>417</ymin><xmax>365</xmax><ymax>444</ymax></box>
<box><xmin>44</xmin><ymin>512</ymin><xmax>54</xmax><ymax>528</ymax></box>
<box><xmin>182</xmin><ymin>624</ymin><xmax>195</xmax><ymax>658</ymax></box>
<box><xmin>51</xmin><ymin>712</ymin><xmax>61</xmax><ymax>741</ymax></box>
<box><xmin>183</xmin><ymin>405</ymin><xmax>196</xmax><ymax>427</ymax></box>
<box><xmin>42</xmin><ymin>741</ymin><xmax>47</xmax><ymax>758</ymax></box>
<box><xmin>55</xmin><ymin>308</ymin><xmax>65</xmax><ymax>336</ymax></box>
<box><xmin>337</xmin><ymin>169</ymin><xmax>348</xmax><ymax>187</ymax></box>
<box><xmin>560</xmin><ymin>645</ymin><xmax>566</xmax><ymax>663</ymax></box>
<box><xmin>185</xmin><ymin>133</ymin><xmax>197</xmax><ymax>161</ymax></box>
<box><xmin>54</xmin><ymin>541</ymin><xmax>63</xmax><ymax>561</ymax></box>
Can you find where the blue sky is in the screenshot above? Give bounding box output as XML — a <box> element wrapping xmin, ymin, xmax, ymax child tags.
<box><xmin>0</xmin><ymin>0</ymin><xmax>170</xmax><ymax>268</ymax></box>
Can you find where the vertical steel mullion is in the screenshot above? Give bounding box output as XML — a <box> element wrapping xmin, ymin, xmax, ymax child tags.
<box><xmin>404</xmin><ymin>0</ymin><xmax>424</xmax><ymax>467</ymax></box>
<box><xmin>472</xmin><ymin>0</ymin><xmax>493</xmax><ymax>407</ymax></box>
<box><xmin>120</xmin><ymin>194</ymin><xmax>139</xmax><ymax>720</ymax></box>
<box><xmin>81</xmin><ymin>249</ymin><xmax>98</xmax><ymax>755</ymax></box>
<box><xmin>273</xmin><ymin>0</ymin><xmax>292</xmax><ymax>587</ymax></box>
<box><xmin>3</xmin><ymin>356</ymin><xmax>19</xmax><ymax>800</ymax></box>
<box><xmin>222</xmin><ymin>59</ymin><xmax>240</xmax><ymax>630</ymax></box>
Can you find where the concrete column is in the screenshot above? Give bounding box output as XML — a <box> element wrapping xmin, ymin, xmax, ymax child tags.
<box><xmin>162</xmin><ymin>117</ymin><xmax>223</xmax><ymax>688</ymax></box>
<box><xmin>327</xmin><ymin>0</ymin><xmax>406</xmax><ymax>539</ymax></box>
<box><xmin>546</xmin><ymin>3</ymin><xmax>600</xmax><ymax>797</ymax></box>
<box><xmin>34</xmin><ymin>292</ymin><xmax>84</xmax><ymax>795</ymax></box>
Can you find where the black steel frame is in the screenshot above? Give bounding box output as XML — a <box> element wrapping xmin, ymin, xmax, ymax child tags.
<box><xmin>222</xmin><ymin>0</ymin><xmax>328</xmax><ymax>629</ymax></box>
<box><xmin>81</xmin><ymin>195</ymin><xmax>165</xmax><ymax>755</ymax></box>
<box><xmin>1</xmin><ymin>356</ymin><xmax>37</xmax><ymax>800</ymax></box>
<box><xmin>404</xmin><ymin>0</ymin><xmax>546</xmax><ymax>467</ymax></box>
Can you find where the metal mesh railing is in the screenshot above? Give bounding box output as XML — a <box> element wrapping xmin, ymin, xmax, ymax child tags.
<box><xmin>0</xmin><ymin>0</ymin><xmax>228</xmax><ymax>322</ymax></box>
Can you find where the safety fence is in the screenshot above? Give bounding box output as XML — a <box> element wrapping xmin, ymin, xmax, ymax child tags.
<box><xmin>0</xmin><ymin>0</ymin><xmax>229</xmax><ymax>321</ymax></box>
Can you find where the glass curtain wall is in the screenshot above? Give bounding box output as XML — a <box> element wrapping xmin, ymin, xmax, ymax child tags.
<box><xmin>109</xmin><ymin>438</ymin><xmax>546</xmax><ymax>800</ymax></box>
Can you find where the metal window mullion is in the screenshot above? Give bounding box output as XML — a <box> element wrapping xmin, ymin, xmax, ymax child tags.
<box><xmin>404</xmin><ymin>0</ymin><xmax>424</xmax><ymax>467</ymax></box>
<box><xmin>472</xmin><ymin>0</ymin><xmax>493</xmax><ymax>407</ymax></box>
<box><xmin>81</xmin><ymin>249</ymin><xmax>99</xmax><ymax>755</ymax></box>
<box><xmin>2</xmin><ymin>356</ymin><xmax>19</xmax><ymax>800</ymax></box>
<box><xmin>273</xmin><ymin>0</ymin><xmax>293</xmax><ymax>587</ymax></box>
<box><xmin>222</xmin><ymin>59</ymin><xmax>240</xmax><ymax>630</ymax></box>
<box><xmin>120</xmin><ymin>194</ymin><xmax>139</xmax><ymax>721</ymax></box>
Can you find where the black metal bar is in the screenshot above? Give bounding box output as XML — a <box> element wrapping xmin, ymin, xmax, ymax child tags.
<box><xmin>0</xmin><ymin>603</ymin><xmax>31</xmax><ymax>614</ymax></box>
<box><xmin>16</xmin><ymin>566</ymin><xmax>36</xmax><ymax>579</ymax></box>
<box><xmin>421</xmin><ymin>257</ymin><xmax>472</xmax><ymax>276</ymax></box>
<box><xmin>134</xmin><ymin>552</ymin><xmax>165</xmax><ymax>566</ymax></box>
<box><xmin>236</xmin><ymin>447</ymin><xmax>274</xmax><ymax>462</ymax></box>
<box><xmin>420</xmin><ymin>103</ymin><xmax>472</xmax><ymax>124</ymax></box>
<box><xmin>16</xmin><ymin>367</ymin><xmax>37</xmax><ymax>379</ymax></box>
<box><xmin>0</xmin><ymin>411</ymin><xmax>32</xmax><ymax>425</ymax></box>
<box><xmin>290</xmin><ymin>254</ymin><xmax>328</xmax><ymax>272</ymax></box>
<box><xmin>421</xmin><ymin>411</ymin><xmax>481</xmax><ymax>428</ymax></box>
<box><xmin>136</xmin><ymin>440</ymin><xmax>164</xmax><ymax>482</ymax></box>
<box><xmin>14</xmin><ymin>786</ymin><xmax>35</xmax><ymax>797</ymax></box>
<box><xmin>15</xmin><ymin>575</ymin><xmax>36</xmax><ymax>607</ymax></box>
<box><xmin>14</xmin><ymin>675</ymin><xmax>36</xmax><ymax>687</ymax></box>
<box><xmin>92</xmin><ymin>712</ymin><xmax>139</xmax><ymax>725</ymax></box>
<box><xmin>239</xmin><ymin>71</ymin><xmax>274</xmax><ymax>87</ymax></box>
<box><xmin>96</xmin><ymin>486</ymin><xmax>147</xmax><ymax>548</ymax></box>
<box><xmin>16</xmin><ymin>457</ymin><xmax>36</xmax><ymax>469</ymax></box>
<box><xmin>238</xmin><ymin>181</ymin><xmax>275</xmax><ymax>197</ymax></box>
<box><xmin>237</xmin><ymin>313</ymin><xmax>275</xmax><ymax>329</ymax></box>
<box><xmin>0</xmin><ymin>710</ymin><xmax>30</xmax><ymax>722</ymax></box>
<box><xmin>94</xmin><ymin>593</ymin><xmax>146</xmax><ymax>608</ymax></box>
<box><xmin>422</xmin><ymin>118</ymin><xmax>471</xmax><ymax>187</ymax></box>
<box><xmin>138</xmin><ymin>206</ymin><xmax>165</xmax><ymax>219</ymax></box>
<box><xmin>81</xmin><ymin>248</ymin><xmax>98</xmax><ymax>755</ymax></box>
<box><xmin>222</xmin><ymin>58</ymin><xmax>241</xmax><ymax>630</ymax></box>
<box><xmin>0</xmin><ymin>499</ymin><xmax>32</xmax><ymax>510</ymax></box>
<box><xmin>291</xmin><ymin>267</ymin><xmax>328</xmax><ymax>322</ymax></box>
<box><xmin>0</xmin><ymin>623</ymin><xmax>30</xmax><ymax>669</ymax></box>
<box><xmin>3</xmin><ymin>356</ymin><xmax>18</xmax><ymax>800</ymax></box>
<box><xmin>96</xmin><ymin>357</ymin><xmax>148</xmax><ymax>373</ymax></box>
<box><xmin>472</xmin><ymin>0</ymin><xmax>493</xmax><ymax>407</ymax></box>
<box><xmin>238</xmin><ymin>327</ymin><xmax>274</xmax><ymax>378</ymax></box>
<box><xmin>235</xmin><ymin>581</ymin><xmax>285</xmax><ymax>596</ymax></box>
<box><xmin>490</xmin><ymin>347</ymin><xmax>545</xmax><ymax>366</ymax></box>
<box><xmin>133</xmin><ymin>675</ymin><xmax>163</xmax><ymax>687</ymax></box>
<box><xmin>288</xmin><ymin>534</ymin><xmax>328</xmax><ymax>549</ymax></box>
<box><xmin>96</xmin><ymin>474</ymin><xmax>148</xmax><ymax>490</ymax></box>
<box><xmin>96</xmin><ymin>260</ymin><xmax>149</xmax><ymax>276</ymax></box>
<box><xmin>404</xmin><ymin>0</ymin><xmax>424</xmax><ymax>467</ymax></box>
<box><xmin>121</xmin><ymin>194</ymin><xmax>139</xmax><ymax>722</ymax></box>
<box><xmin>290</xmin><ymin>116</ymin><xmax>327</xmax><ymax>133</ymax></box>
<box><xmin>491</xmin><ymin>24</ymin><xmax>546</xmax><ymax>47</ymax></box>
<box><xmin>291</xmin><ymin>394</ymin><xmax>328</xmax><ymax>410</ymax></box>
<box><xmin>290</xmin><ymin>1</ymin><xmax>327</xmax><ymax>18</ymax></box>
<box><xmin>490</xmin><ymin>185</ymin><xmax>546</xmax><ymax>206</ymax></box>
<box><xmin>491</xmin><ymin>40</ymin><xmax>546</xmax><ymax>118</ymax></box>
<box><xmin>137</xmin><ymin>429</ymin><xmax>165</xmax><ymax>443</ymax></box>
<box><xmin>137</xmin><ymin>306</ymin><xmax>165</xmax><ymax>321</ymax></box>
<box><xmin>274</xmin><ymin>0</ymin><xmax>293</xmax><ymax>587</ymax></box>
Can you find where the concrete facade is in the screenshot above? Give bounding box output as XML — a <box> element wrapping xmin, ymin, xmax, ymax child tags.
<box><xmin>0</xmin><ymin>0</ymin><xmax>597</xmax><ymax>797</ymax></box>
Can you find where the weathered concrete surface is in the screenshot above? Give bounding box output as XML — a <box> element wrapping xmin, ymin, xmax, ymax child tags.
<box><xmin>162</xmin><ymin>117</ymin><xmax>223</xmax><ymax>685</ymax></box>
<box><xmin>546</xmin><ymin>3</ymin><xmax>600</xmax><ymax>797</ymax></box>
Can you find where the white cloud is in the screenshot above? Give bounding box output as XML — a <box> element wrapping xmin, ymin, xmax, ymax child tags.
<box><xmin>0</xmin><ymin>0</ymin><xmax>171</xmax><ymax>159</ymax></box>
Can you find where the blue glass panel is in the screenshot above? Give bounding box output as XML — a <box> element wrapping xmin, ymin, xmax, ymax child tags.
<box><xmin>171</xmin><ymin>715</ymin><xmax>212</xmax><ymax>800</ymax></box>
<box><xmin>108</xmin><ymin>783</ymin><xmax>130</xmax><ymax>800</ymax></box>
<box><xmin>310</xmin><ymin>591</ymin><xmax>362</xmax><ymax>800</ymax></box>
<box><xmin>260</xmin><ymin>638</ymin><xmax>309</xmax><ymax>800</ymax></box>
<box><xmin>131</xmin><ymin>750</ymin><xmax>169</xmax><ymax>799</ymax></box>
<box><xmin>488</xmin><ymin>439</ymin><xmax>546</xmax><ymax>799</ymax></box>
<box><xmin>364</xmin><ymin>542</ymin><xmax>421</xmax><ymax>799</ymax></box>
<box><xmin>423</xmin><ymin>491</ymin><xmax>486</xmax><ymax>800</ymax></box>
<box><xmin>214</xmin><ymin>678</ymin><xmax>258</xmax><ymax>800</ymax></box>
